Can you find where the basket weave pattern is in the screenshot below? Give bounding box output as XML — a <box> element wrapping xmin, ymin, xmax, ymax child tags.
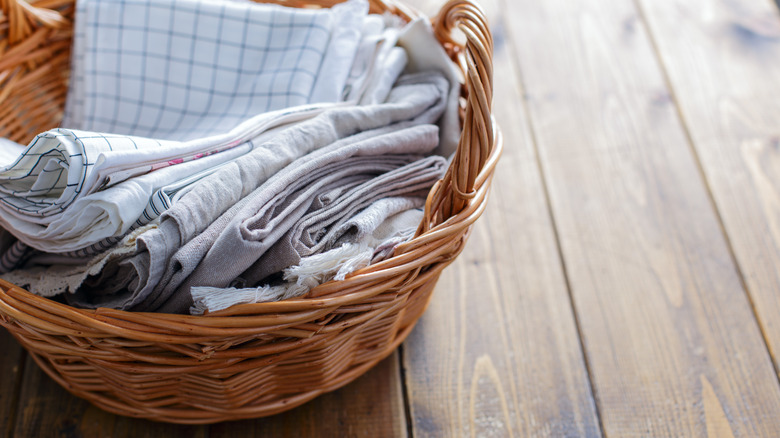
<box><xmin>0</xmin><ymin>0</ymin><xmax>500</xmax><ymax>424</ymax></box>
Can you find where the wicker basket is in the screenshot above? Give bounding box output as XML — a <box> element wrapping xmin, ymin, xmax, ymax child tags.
<box><xmin>0</xmin><ymin>0</ymin><xmax>500</xmax><ymax>424</ymax></box>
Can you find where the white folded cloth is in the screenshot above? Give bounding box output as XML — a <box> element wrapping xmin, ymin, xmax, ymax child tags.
<box><xmin>398</xmin><ymin>18</ymin><xmax>464</xmax><ymax>156</ymax></box>
<box><xmin>64</xmin><ymin>0</ymin><xmax>367</xmax><ymax>140</ymax></box>
<box><xmin>343</xmin><ymin>14</ymin><xmax>406</xmax><ymax>103</ymax></box>
<box><xmin>0</xmin><ymin>103</ymin><xmax>333</xmax><ymax>253</ymax></box>
<box><xmin>309</xmin><ymin>0</ymin><xmax>368</xmax><ymax>103</ymax></box>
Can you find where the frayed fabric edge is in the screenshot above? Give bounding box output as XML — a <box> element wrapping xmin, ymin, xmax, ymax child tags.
<box><xmin>190</xmin><ymin>242</ymin><xmax>373</xmax><ymax>314</ymax></box>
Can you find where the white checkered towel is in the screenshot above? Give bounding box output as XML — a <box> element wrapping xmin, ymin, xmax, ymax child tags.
<box><xmin>63</xmin><ymin>0</ymin><xmax>368</xmax><ymax>140</ymax></box>
<box><xmin>0</xmin><ymin>103</ymin><xmax>332</xmax><ymax>253</ymax></box>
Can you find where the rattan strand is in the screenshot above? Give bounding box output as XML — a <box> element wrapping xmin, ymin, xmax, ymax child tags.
<box><xmin>0</xmin><ymin>0</ymin><xmax>501</xmax><ymax>424</ymax></box>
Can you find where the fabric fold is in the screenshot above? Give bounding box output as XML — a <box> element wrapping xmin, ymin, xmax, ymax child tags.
<box><xmin>63</xmin><ymin>0</ymin><xmax>368</xmax><ymax>140</ymax></box>
<box><xmin>0</xmin><ymin>0</ymin><xmax>467</xmax><ymax>317</ymax></box>
<box><xmin>0</xmin><ymin>103</ymin><xmax>333</xmax><ymax>253</ymax></box>
<box><xmin>309</xmin><ymin>0</ymin><xmax>369</xmax><ymax>103</ymax></box>
<box><xmin>60</xmin><ymin>73</ymin><xmax>449</xmax><ymax>312</ymax></box>
<box><xmin>153</xmin><ymin>124</ymin><xmax>441</xmax><ymax>314</ymax></box>
<box><xmin>242</xmin><ymin>157</ymin><xmax>446</xmax><ymax>285</ymax></box>
<box><xmin>189</xmin><ymin>203</ymin><xmax>425</xmax><ymax>314</ymax></box>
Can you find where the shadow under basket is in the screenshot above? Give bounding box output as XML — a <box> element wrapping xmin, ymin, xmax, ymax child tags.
<box><xmin>0</xmin><ymin>0</ymin><xmax>501</xmax><ymax>424</ymax></box>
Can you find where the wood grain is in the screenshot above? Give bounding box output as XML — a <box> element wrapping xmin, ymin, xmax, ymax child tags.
<box><xmin>502</xmin><ymin>0</ymin><xmax>780</xmax><ymax>435</ymax></box>
<box><xmin>635</xmin><ymin>0</ymin><xmax>780</xmax><ymax>375</ymax></box>
<box><xmin>4</xmin><ymin>0</ymin><xmax>780</xmax><ymax>436</ymax></box>
<box><xmin>401</xmin><ymin>9</ymin><xmax>602</xmax><ymax>437</ymax></box>
<box><xmin>209</xmin><ymin>353</ymin><xmax>407</xmax><ymax>438</ymax></box>
<box><xmin>0</xmin><ymin>332</ymin><xmax>24</xmax><ymax>438</ymax></box>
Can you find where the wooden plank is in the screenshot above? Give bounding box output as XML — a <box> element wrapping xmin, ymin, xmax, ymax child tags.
<box><xmin>0</xmin><ymin>331</ymin><xmax>24</xmax><ymax>438</ymax></box>
<box><xmin>210</xmin><ymin>352</ymin><xmax>407</xmax><ymax>437</ymax></box>
<box><xmin>502</xmin><ymin>0</ymin><xmax>780</xmax><ymax>435</ymax></box>
<box><xmin>12</xmin><ymin>357</ymin><xmax>207</xmax><ymax>437</ymax></box>
<box><xmin>635</xmin><ymin>0</ymin><xmax>780</xmax><ymax>375</ymax></box>
<box><xmin>401</xmin><ymin>10</ymin><xmax>603</xmax><ymax>437</ymax></box>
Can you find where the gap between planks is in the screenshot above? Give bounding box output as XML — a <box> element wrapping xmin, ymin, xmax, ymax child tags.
<box><xmin>630</xmin><ymin>0</ymin><xmax>780</xmax><ymax>386</ymax></box>
<box><xmin>402</xmin><ymin>0</ymin><xmax>602</xmax><ymax>435</ymax></box>
<box><xmin>494</xmin><ymin>1</ymin><xmax>609</xmax><ymax>436</ymax></box>
<box><xmin>500</xmin><ymin>0</ymin><xmax>780</xmax><ymax>435</ymax></box>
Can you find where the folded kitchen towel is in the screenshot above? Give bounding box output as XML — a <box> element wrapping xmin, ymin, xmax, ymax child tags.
<box><xmin>189</xmin><ymin>203</ymin><xmax>426</xmax><ymax>314</ymax></box>
<box><xmin>0</xmin><ymin>225</ymin><xmax>155</xmax><ymax>300</ymax></box>
<box><xmin>343</xmin><ymin>14</ymin><xmax>407</xmax><ymax>105</ymax></box>
<box><xmin>2</xmin><ymin>135</ymin><xmax>250</xmax><ymax>254</ymax></box>
<box><xmin>63</xmin><ymin>150</ymin><xmax>243</xmax><ymax>258</ymax></box>
<box><xmin>0</xmin><ymin>130</ymin><xmax>177</xmax><ymax>222</ymax></box>
<box><xmin>0</xmin><ymin>103</ymin><xmax>332</xmax><ymax>254</ymax></box>
<box><xmin>241</xmin><ymin>157</ymin><xmax>446</xmax><ymax>285</ymax></box>
<box><xmin>63</xmin><ymin>0</ymin><xmax>368</xmax><ymax>140</ymax></box>
<box><xmin>61</xmin><ymin>72</ymin><xmax>449</xmax><ymax>312</ymax></box>
<box><xmin>149</xmin><ymin>124</ymin><xmax>441</xmax><ymax>314</ymax></box>
<box><xmin>309</xmin><ymin>0</ymin><xmax>368</xmax><ymax>104</ymax></box>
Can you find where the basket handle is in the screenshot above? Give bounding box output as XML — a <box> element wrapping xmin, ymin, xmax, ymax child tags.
<box><xmin>1</xmin><ymin>0</ymin><xmax>68</xmax><ymax>44</ymax></box>
<box><xmin>430</xmin><ymin>0</ymin><xmax>495</xmax><ymax>223</ymax></box>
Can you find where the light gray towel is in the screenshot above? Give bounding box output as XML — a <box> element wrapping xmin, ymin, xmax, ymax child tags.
<box><xmin>64</xmin><ymin>72</ymin><xmax>449</xmax><ymax>312</ymax></box>
<box><xmin>190</xmin><ymin>203</ymin><xmax>425</xmax><ymax>314</ymax></box>
<box><xmin>243</xmin><ymin>156</ymin><xmax>446</xmax><ymax>285</ymax></box>
<box><xmin>152</xmin><ymin>124</ymin><xmax>440</xmax><ymax>314</ymax></box>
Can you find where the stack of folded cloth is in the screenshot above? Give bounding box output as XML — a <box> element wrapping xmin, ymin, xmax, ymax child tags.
<box><xmin>0</xmin><ymin>0</ymin><xmax>462</xmax><ymax>314</ymax></box>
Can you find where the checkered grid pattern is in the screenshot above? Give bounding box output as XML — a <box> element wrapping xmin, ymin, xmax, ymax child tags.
<box><xmin>0</xmin><ymin>130</ymin><xmax>170</xmax><ymax>218</ymax></box>
<box><xmin>63</xmin><ymin>0</ymin><xmax>333</xmax><ymax>140</ymax></box>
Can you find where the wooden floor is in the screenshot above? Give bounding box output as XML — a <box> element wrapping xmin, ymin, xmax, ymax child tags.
<box><xmin>3</xmin><ymin>0</ymin><xmax>780</xmax><ymax>435</ymax></box>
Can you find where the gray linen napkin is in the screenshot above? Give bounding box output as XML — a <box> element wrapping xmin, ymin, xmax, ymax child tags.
<box><xmin>190</xmin><ymin>201</ymin><xmax>426</xmax><ymax>314</ymax></box>
<box><xmin>242</xmin><ymin>155</ymin><xmax>446</xmax><ymax>285</ymax></box>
